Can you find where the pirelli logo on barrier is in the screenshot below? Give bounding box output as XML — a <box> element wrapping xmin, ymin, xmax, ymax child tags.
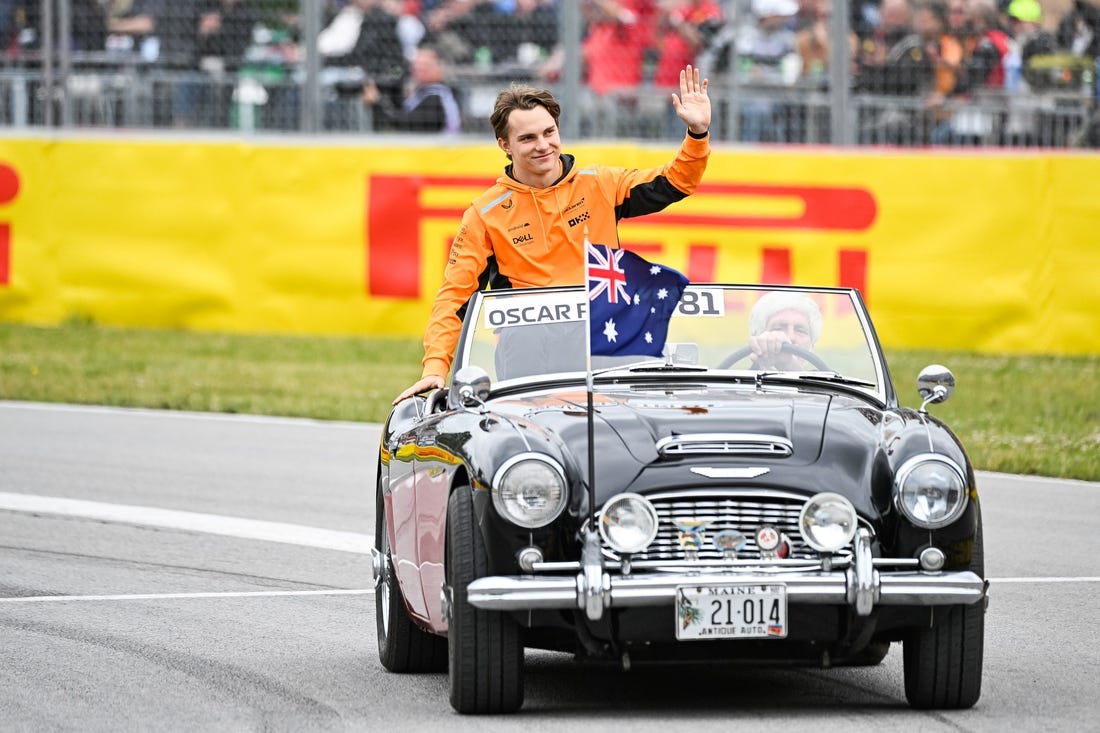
<box><xmin>366</xmin><ymin>175</ymin><xmax>878</xmax><ymax>302</ymax></box>
<box><xmin>0</xmin><ymin>163</ymin><xmax>19</xmax><ymax>286</ymax></box>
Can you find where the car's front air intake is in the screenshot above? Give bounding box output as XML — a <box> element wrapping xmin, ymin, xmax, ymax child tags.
<box><xmin>655</xmin><ymin>433</ymin><xmax>793</xmax><ymax>457</ymax></box>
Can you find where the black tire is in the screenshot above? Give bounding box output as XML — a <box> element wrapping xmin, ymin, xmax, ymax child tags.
<box><xmin>375</xmin><ymin>482</ymin><xmax>447</xmax><ymax>672</ymax></box>
<box><xmin>903</xmin><ymin>513</ymin><xmax>985</xmax><ymax>709</ymax></box>
<box><xmin>446</xmin><ymin>486</ymin><xmax>524</xmax><ymax>714</ymax></box>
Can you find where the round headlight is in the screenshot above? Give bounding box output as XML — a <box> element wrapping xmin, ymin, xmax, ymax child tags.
<box><xmin>798</xmin><ymin>492</ymin><xmax>858</xmax><ymax>552</ymax></box>
<box><xmin>492</xmin><ymin>454</ymin><xmax>567</xmax><ymax>529</ymax></box>
<box><xmin>895</xmin><ymin>454</ymin><xmax>968</xmax><ymax>529</ymax></box>
<box><xmin>599</xmin><ymin>493</ymin><xmax>659</xmax><ymax>554</ymax></box>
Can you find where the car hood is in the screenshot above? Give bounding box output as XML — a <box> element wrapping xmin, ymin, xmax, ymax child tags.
<box><xmin>489</xmin><ymin>382</ymin><xmax>890</xmax><ymax>514</ymax></box>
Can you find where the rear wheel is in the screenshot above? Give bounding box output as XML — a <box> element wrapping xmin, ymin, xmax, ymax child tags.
<box><xmin>903</xmin><ymin>514</ymin><xmax>985</xmax><ymax>709</ymax></box>
<box><xmin>446</xmin><ymin>486</ymin><xmax>523</xmax><ymax>714</ymax></box>
<box><xmin>375</xmin><ymin>482</ymin><xmax>447</xmax><ymax>672</ymax></box>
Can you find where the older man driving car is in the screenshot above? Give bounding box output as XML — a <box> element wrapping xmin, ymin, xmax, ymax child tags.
<box><xmin>748</xmin><ymin>290</ymin><xmax>822</xmax><ymax>370</ymax></box>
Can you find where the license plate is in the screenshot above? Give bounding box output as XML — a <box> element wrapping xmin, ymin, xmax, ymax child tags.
<box><xmin>675</xmin><ymin>584</ymin><xmax>788</xmax><ymax>640</ymax></box>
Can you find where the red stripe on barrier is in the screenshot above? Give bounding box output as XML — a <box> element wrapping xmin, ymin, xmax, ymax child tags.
<box><xmin>838</xmin><ymin>249</ymin><xmax>868</xmax><ymax>304</ymax></box>
<box><xmin>0</xmin><ymin>164</ymin><xmax>19</xmax><ymax>204</ymax></box>
<box><xmin>639</xmin><ymin>184</ymin><xmax>878</xmax><ymax>231</ymax></box>
<box><xmin>622</xmin><ymin>242</ymin><xmax>662</xmax><ymax>256</ymax></box>
<box><xmin>687</xmin><ymin>244</ymin><xmax>718</xmax><ymax>282</ymax></box>
<box><xmin>0</xmin><ymin>224</ymin><xmax>9</xmax><ymax>285</ymax></box>
<box><xmin>0</xmin><ymin>164</ymin><xmax>19</xmax><ymax>287</ymax></box>
<box><xmin>761</xmin><ymin>247</ymin><xmax>792</xmax><ymax>285</ymax></box>
<box><xmin>367</xmin><ymin>176</ymin><xmax>420</xmax><ymax>297</ymax></box>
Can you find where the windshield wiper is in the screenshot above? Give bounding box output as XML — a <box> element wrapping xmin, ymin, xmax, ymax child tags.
<box><xmin>627</xmin><ymin>365</ymin><xmax>708</xmax><ymax>373</ymax></box>
<box><xmin>795</xmin><ymin>373</ymin><xmax>877</xmax><ymax>388</ymax></box>
<box><xmin>590</xmin><ymin>361</ymin><xmax>705</xmax><ymax>376</ymax></box>
<box><xmin>750</xmin><ymin>371</ymin><xmax>876</xmax><ymax>388</ymax></box>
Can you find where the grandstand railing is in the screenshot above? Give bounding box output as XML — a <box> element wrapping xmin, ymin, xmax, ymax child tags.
<box><xmin>4</xmin><ymin>0</ymin><xmax>1096</xmax><ymax>148</ymax></box>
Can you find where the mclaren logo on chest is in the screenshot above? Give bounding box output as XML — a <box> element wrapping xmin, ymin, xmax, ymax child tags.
<box><xmin>691</xmin><ymin>467</ymin><xmax>771</xmax><ymax>479</ymax></box>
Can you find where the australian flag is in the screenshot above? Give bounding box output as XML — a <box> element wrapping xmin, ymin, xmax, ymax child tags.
<box><xmin>587</xmin><ymin>242</ymin><xmax>689</xmax><ymax>357</ymax></box>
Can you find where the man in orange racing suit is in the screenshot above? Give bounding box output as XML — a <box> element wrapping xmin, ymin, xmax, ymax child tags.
<box><xmin>394</xmin><ymin>63</ymin><xmax>711</xmax><ymax>403</ymax></box>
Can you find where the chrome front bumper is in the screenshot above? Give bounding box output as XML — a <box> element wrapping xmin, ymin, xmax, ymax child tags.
<box><xmin>466</xmin><ymin>528</ymin><xmax>988</xmax><ymax>622</ymax></box>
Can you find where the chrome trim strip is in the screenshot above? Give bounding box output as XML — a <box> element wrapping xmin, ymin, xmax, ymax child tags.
<box><xmin>690</xmin><ymin>467</ymin><xmax>771</xmax><ymax>479</ymax></box>
<box><xmin>656</xmin><ymin>433</ymin><xmax>794</xmax><ymax>457</ymax></box>
<box><xmin>532</xmin><ymin>556</ymin><xmax>921</xmax><ymax>573</ymax></box>
<box><xmin>643</xmin><ymin>487</ymin><xmax>815</xmax><ymax>503</ymax></box>
<box><xmin>466</xmin><ymin>570</ymin><xmax>986</xmax><ymax>612</ymax></box>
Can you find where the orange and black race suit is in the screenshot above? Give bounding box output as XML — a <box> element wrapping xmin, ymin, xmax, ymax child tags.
<box><xmin>421</xmin><ymin>131</ymin><xmax>711</xmax><ymax>379</ymax></box>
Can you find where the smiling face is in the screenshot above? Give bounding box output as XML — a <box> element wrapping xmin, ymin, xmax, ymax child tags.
<box><xmin>497</xmin><ymin>105</ymin><xmax>562</xmax><ymax>188</ymax></box>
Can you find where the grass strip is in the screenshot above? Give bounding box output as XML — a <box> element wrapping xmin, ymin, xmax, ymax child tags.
<box><xmin>2</xmin><ymin>322</ymin><xmax>1097</xmax><ymax>481</ymax></box>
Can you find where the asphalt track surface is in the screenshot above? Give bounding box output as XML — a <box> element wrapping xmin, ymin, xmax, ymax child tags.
<box><xmin>1</xmin><ymin>401</ymin><xmax>1098</xmax><ymax>732</ymax></box>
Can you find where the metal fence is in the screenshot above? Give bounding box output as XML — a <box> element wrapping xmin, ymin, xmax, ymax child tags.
<box><xmin>4</xmin><ymin>0</ymin><xmax>1098</xmax><ymax>147</ymax></box>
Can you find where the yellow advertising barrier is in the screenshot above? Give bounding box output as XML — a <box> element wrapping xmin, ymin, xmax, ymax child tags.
<box><xmin>0</xmin><ymin>136</ymin><xmax>1097</xmax><ymax>355</ymax></box>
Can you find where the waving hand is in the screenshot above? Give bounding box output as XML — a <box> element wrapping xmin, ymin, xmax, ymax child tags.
<box><xmin>671</xmin><ymin>64</ymin><xmax>711</xmax><ymax>135</ymax></box>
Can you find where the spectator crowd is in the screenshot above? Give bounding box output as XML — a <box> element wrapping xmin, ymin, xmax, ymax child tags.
<box><xmin>2</xmin><ymin>0</ymin><xmax>1098</xmax><ymax>145</ymax></box>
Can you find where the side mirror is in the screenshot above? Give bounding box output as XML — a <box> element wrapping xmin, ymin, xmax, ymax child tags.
<box><xmin>917</xmin><ymin>364</ymin><xmax>955</xmax><ymax>413</ymax></box>
<box><xmin>449</xmin><ymin>366</ymin><xmax>491</xmax><ymax>411</ymax></box>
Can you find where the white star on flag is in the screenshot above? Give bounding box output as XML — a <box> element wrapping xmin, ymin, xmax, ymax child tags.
<box><xmin>645</xmin><ymin>332</ymin><xmax>653</xmax><ymax>344</ymax></box>
<box><xmin>657</xmin><ymin>288</ymin><xmax>668</xmax><ymax>300</ymax></box>
<box><xmin>649</xmin><ymin>266</ymin><xmax>661</xmax><ymax>275</ymax></box>
<box><xmin>602</xmin><ymin>319</ymin><xmax>619</xmax><ymax>343</ymax></box>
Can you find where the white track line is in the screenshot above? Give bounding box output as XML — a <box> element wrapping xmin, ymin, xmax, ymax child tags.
<box><xmin>991</xmin><ymin>577</ymin><xmax>1100</xmax><ymax>584</ymax></box>
<box><xmin>0</xmin><ymin>589</ymin><xmax>374</xmax><ymax>604</ymax></box>
<box><xmin>0</xmin><ymin>400</ymin><xmax>374</xmax><ymax>429</ymax></box>
<box><xmin>0</xmin><ymin>492</ymin><xmax>373</xmax><ymax>554</ymax></box>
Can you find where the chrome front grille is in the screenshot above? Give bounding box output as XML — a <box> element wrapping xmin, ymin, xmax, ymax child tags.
<box><xmin>604</xmin><ymin>489</ymin><xmax>821</xmax><ymax>562</ymax></box>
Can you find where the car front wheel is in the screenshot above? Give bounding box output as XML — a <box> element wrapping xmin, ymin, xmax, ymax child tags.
<box><xmin>903</xmin><ymin>517</ymin><xmax>985</xmax><ymax>709</ymax></box>
<box><xmin>446</xmin><ymin>486</ymin><xmax>523</xmax><ymax>714</ymax></box>
<box><xmin>375</xmin><ymin>482</ymin><xmax>447</xmax><ymax>672</ymax></box>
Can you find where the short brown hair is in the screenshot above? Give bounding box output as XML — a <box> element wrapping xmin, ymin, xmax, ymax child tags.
<box><xmin>490</xmin><ymin>85</ymin><xmax>561</xmax><ymax>141</ymax></box>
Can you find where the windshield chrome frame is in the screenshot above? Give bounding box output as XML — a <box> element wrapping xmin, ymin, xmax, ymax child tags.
<box><xmin>453</xmin><ymin>284</ymin><xmax>890</xmax><ymax>403</ymax></box>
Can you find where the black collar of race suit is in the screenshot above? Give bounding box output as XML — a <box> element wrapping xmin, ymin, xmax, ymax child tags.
<box><xmin>504</xmin><ymin>154</ymin><xmax>576</xmax><ymax>188</ymax></box>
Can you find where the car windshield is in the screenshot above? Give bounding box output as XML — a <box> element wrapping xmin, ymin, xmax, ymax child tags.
<box><xmin>456</xmin><ymin>284</ymin><xmax>885</xmax><ymax>395</ymax></box>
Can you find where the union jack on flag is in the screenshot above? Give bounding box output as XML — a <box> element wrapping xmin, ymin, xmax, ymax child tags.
<box><xmin>586</xmin><ymin>241</ymin><xmax>689</xmax><ymax>357</ymax></box>
<box><xmin>588</xmin><ymin>244</ymin><xmax>631</xmax><ymax>305</ymax></box>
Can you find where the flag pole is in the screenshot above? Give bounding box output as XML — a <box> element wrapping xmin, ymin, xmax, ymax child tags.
<box><xmin>583</xmin><ymin>228</ymin><xmax>597</xmax><ymax>525</ymax></box>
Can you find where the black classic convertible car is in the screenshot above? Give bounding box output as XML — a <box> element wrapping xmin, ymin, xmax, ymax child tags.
<box><xmin>374</xmin><ymin>283</ymin><xmax>987</xmax><ymax>714</ymax></box>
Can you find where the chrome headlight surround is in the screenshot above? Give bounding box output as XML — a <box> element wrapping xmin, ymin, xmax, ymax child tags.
<box><xmin>491</xmin><ymin>453</ymin><xmax>568</xmax><ymax>529</ymax></box>
<box><xmin>894</xmin><ymin>454</ymin><xmax>969</xmax><ymax>529</ymax></box>
<box><xmin>598</xmin><ymin>493</ymin><xmax>659</xmax><ymax>555</ymax></box>
<box><xmin>798</xmin><ymin>492</ymin><xmax>858</xmax><ymax>552</ymax></box>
